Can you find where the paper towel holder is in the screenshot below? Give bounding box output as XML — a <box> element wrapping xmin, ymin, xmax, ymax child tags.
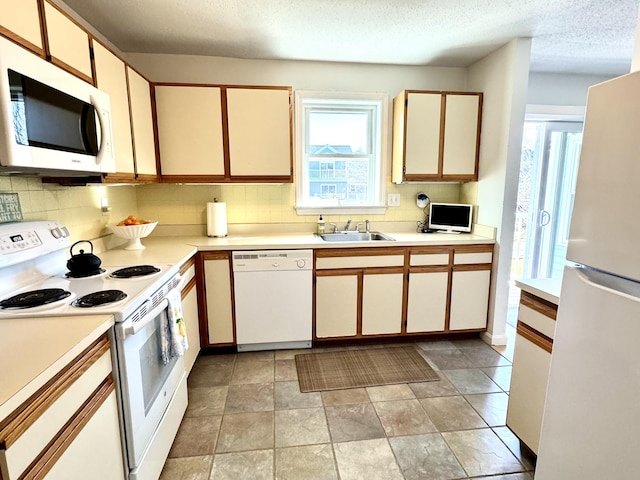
<box><xmin>207</xmin><ymin>198</ymin><xmax>228</xmax><ymax>238</ymax></box>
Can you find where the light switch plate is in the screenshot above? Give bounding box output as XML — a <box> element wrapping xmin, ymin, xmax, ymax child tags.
<box><xmin>387</xmin><ymin>193</ymin><xmax>400</xmax><ymax>207</ymax></box>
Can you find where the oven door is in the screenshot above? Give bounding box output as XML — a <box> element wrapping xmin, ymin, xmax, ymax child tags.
<box><xmin>115</xmin><ymin>298</ymin><xmax>185</xmax><ymax>468</ymax></box>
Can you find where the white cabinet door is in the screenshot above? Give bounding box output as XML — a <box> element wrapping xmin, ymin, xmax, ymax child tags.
<box><xmin>506</xmin><ymin>331</ymin><xmax>551</xmax><ymax>455</ymax></box>
<box><xmin>181</xmin><ymin>269</ymin><xmax>200</xmax><ymax>374</ymax></box>
<box><xmin>92</xmin><ymin>41</ymin><xmax>135</xmax><ymax>176</ymax></box>
<box><xmin>43</xmin><ymin>389</ymin><xmax>125</xmax><ymax>480</ymax></box>
<box><xmin>43</xmin><ymin>1</ymin><xmax>92</xmax><ymax>80</ymax></box>
<box><xmin>156</xmin><ymin>85</ymin><xmax>225</xmax><ymax>176</ymax></box>
<box><xmin>442</xmin><ymin>94</ymin><xmax>481</xmax><ymax>176</ymax></box>
<box><xmin>406</xmin><ymin>271</ymin><xmax>448</xmax><ymax>332</ymax></box>
<box><xmin>0</xmin><ymin>0</ymin><xmax>43</xmax><ymax>52</ymax></box>
<box><xmin>404</xmin><ymin>92</ymin><xmax>441</xmax><ymax>176</ymax></box>
<box><xmin>204</xmin><ymin>257</ymin><xmax>234</xmax><ymax>345</ymax></box>
<box><xmin>315</xmin><ymin>275</ymin><xmax>358</xmax><ymax>338</ymax></box>
<box><xmin>127</xmin><ymin>67</ymin><xmax>157</xmax><ymax>177</ymax></box>
<box><xmin>361</xmin><ymin>273</ymin><xmax>404</xmax><ymax>335</ymax></box>
<box><xmin>226</xmin><ymin>88</ymin><xmax>292</xmax><ymax>178</ymax></box>
<box><xmin>449</xmin><ymin>269</ymin><xmax>490</xmax><ymax>330</ymax></box>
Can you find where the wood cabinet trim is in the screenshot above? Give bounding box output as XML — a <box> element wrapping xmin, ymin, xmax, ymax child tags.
<box><xmin>516</xmin><ymin>320</ymin><xmax>553</xmax><ymax>354</ymax></box>
<box><xmin>42</xmin><ymin>0</ymin><xmax>93</xmax><ymax>84</ymax></box>
<box><xmin>179</xmin><ymin>256</ymin><xmax>196</xmax><ymax>276</ymax></box>
<box><xmin>520</xmin><ymin>291</ymin><xmax>558</xmax><ymax>320</ymax></box>
<box><xmin>452</xmin><ymin>263</ymin><xmax>492</xmax><ymax>272</ymax></box>
<box><xmin>19</xmin><ymin>377</ymin><xmax>115</xmax><ymax>480</ymax></box>
<box><xmin>0</xmin><ymin>335</ymin><xmax>110</xmax><ymax>449</ymax></box>
<box><xmin>409</xmin><ymin>265</ymin><xmax>450</xmax><ymax>274</ymax></box>
<box><xmin>454</xmin><ymin>244</ymin><xmax>494</xmax><ymax>254</ymax></box>
<box><xmin>0</xmin><ymin>26</ymin><xmax>45</xmax><ymax>58</ymax></box>
<box><xmin>220</xmin><ymin>88</ymin><xmax>232</xmax><ymax>180</ymax></box>
<box><xmin>437</xmin><ymin>94</ymin><xmax>446</xmax><ymax>175</ymax></box>
<box><xmin>315</xmin><ymin>247</ymin><xmax>407</xmax><ymax>258</ymax></box>
<box><xmin>182</xmin><ymin>275</ymin><xmax>197</xmax><ymax>297</ymax></box>
<box><xmin>409</xmin><ymin>246</ymin><xmax>452</xmax><ymax>255</ymax></box>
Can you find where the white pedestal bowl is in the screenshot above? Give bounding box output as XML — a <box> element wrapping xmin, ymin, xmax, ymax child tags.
<box><xmin>108</xmin><ymin>222</ymin><xmax>158</xmax><ymax>250</ymax></box>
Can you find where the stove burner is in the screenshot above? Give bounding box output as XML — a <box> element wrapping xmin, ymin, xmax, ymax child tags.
<box><xmin>110</xmin><ymin>265</ymin><xmax>160</xmax><ymax>279</ymax></box>
<box><xmin>65</xmin><ymin>268</ymin><xmax>106</xmax><ymax>279</ymax></box>
<box><xmin>72</xmin><ymin>290</ymin><xmax>127</xmax><ymax>308</ymax></box>
<box><xmin>0</xmin><ymin>288</ymin><xmax>72</xmax><ymax>309</ymax></box>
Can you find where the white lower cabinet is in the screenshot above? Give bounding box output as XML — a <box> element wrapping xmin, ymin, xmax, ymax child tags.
<box><xmin>201</xmin><ymin>252</ymin><xmax>235</xmax><ymax>346</ymax></box>
<box><xmin>361</xmin><ymin>273</ymin><xmax>404</xmax><ymax>335</ymax></box>
<box><xmin>406</xmin><ymin>270</ymin><xmax>449</xmax><ymax>332</ymax></box>
<box><xmin>180</xmin><ymin>259</ymin><xmax>200</xmax><ymax>374</ymax></box>
<box><xmin>0</xmin><ymin>335</ymin><xmax>125</xmax><ymax>480</ymax></box>
<box><xmin>449</xmin><ymin>269</ymin><xmax>491</xmax><ymax>330</ymax></box>
<box><xmin>43</xmin><ymin>389</ymin><xmax>124</xmax><ymax>480</ymax></box>
<box><xmin>315</xmin><ymin>274</ymin><xmax>358</xmax><ymax>338</ymax></box>
<box><xmin>506</xmin><ymin>291</ymin><xmax>557</xmax><ymax>454</ymax></box>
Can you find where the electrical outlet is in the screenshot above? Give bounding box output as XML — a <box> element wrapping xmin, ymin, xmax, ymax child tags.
<box><xmin>387</xmin><ymin>193</ymin><xmax>400</xmax><ymax>207</ymax></box>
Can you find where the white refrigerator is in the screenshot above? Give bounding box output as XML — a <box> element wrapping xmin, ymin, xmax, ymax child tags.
<box><xmin>535</xmin><ymin>70</ymin><xmax>640</xmax><ymax>478</ymax></box>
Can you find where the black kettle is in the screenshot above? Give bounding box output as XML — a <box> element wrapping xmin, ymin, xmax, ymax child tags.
<box><xmin>67</xmin><ymin>240</ymin><xmax>102</xmax><ymax>276</ymax></box>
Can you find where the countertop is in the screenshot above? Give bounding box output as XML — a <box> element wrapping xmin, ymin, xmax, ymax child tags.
<box><xmin>515</xmin><ymin>277</ymin><xmax>562</xmax><ymax>305</ymax></box>
<box><xmin>1</xmin><ymin>226</ymin><xmax>494</xmax><ymax>421</ymax></box>
<box><xmin>0</xmin><ymin>314</ymin><xmax>114</xmax><ymax>421</ymax></box>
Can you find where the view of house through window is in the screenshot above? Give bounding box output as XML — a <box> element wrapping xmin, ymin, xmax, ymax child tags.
<box><xmin>295</xmin><ymin>92</ymin><xmax>387</xmax><ymax>212</ymax></box>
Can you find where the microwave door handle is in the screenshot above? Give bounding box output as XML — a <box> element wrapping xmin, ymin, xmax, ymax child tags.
<box><xmin>90</xmin><ymin>95</ymin><xmax>106</xmax><ymax>165</ymax></box>
<box><xmin>122</xmin><ymin>298</ymin><xmax>169</xmax><ymax>338</ymax></box>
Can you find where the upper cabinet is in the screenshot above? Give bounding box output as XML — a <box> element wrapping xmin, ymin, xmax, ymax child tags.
<box><xmin>127</xmin><ymin>66</ymin><xmax>159</xmax><ymax>181</ymax></box>
<box><xmin>42</xmin><ymin>0</ymin><xmax>93</xmax><ymax>83</ymax></box>
<box><xmin>92</xmin><ymin>40</ymin><xmax>136</xmax><ymax>182</ymax></box>
<box><xmin>226</xmin><ymin>87</ymin><xmax>292</xmax><ymax>180</ymax></box>
<box><xmin>155</xmin><ymin>84</ymin><xmax>293</xmax><ymax>183</ymax></box>
<box><xmin>0</xmin><ymin>0</ymin><xmax>45</xmax><ymax>56</ymax></box>
<box><xmin>155</xmin><ymin>85</ymin><xmax>225</xmax><ymax>180</ymax></box>
<box><xmin>392</xmin><ymin>90</ymin><xmax>483</xmax><ymax>183</ymax></box>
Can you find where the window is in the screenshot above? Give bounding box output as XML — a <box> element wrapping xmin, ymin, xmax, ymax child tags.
<box><xmin>295</xmin><ymin>91</ymin><xmax>388</xmax><ymax>214</ymax></box>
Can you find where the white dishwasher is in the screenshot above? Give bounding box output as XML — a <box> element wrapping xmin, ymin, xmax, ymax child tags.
<box><xmin>232</xmin><ymin>250</ymin><xmax>313</xmax><ymax>352</ymax></box>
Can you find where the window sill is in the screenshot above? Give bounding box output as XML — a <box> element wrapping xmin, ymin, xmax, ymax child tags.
<box><xmin>296</xmin><ymin>206</ymin><xmax>387</xmax><ymax>215</ymax></box>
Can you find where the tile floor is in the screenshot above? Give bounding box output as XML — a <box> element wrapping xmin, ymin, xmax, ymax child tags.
<box><xmin>161</xmin><ymin>328</ymin><xmax>535</xmax><ymax>480</ymax></box>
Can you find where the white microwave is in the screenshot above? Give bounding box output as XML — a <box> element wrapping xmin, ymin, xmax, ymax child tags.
<box><xmin>0</xmin><ymin>36</ymin><xmax>114</xmax><ymax>176</ymax></box>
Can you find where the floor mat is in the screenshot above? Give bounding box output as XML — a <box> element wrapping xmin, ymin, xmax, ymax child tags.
<box><xmin>295</xmin><ymin>346</ymin><xmax>440</xmax><ymax>393</ymax></box>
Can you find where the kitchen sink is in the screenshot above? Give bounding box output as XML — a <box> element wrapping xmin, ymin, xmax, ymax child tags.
<box><xmin>316</xmin><ymin>231</ymin><xmax>395</xmax><ymax>242</ymax></box>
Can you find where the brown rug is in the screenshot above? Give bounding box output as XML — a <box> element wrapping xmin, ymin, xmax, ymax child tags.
<box><xmin>295</xmin><ymin>346</ymin><xmax>440</xmax><ymax>393</ymax></box>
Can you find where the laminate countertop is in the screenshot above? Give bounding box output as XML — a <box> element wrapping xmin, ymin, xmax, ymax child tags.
<box><xmin>0</xmin><ymin>315</ymin><xmax>114</xmax><ymax>421</ymax></box>
<box><xmin>515</xmin><ymin>278</ymin><xmax>562</xmax><ymax>305</ymax></box>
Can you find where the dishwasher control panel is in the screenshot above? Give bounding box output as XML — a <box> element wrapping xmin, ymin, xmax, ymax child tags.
<box><xmin>232</xmin><ymin>250</ymin><xmax>313</xmax><ymax>272</ymax></box>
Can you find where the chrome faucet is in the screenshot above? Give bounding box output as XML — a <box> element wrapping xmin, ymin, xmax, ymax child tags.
<box><xmin>365</xmin><ymin>219</ymin><xmax>370</xmax><ymax>233</ymax></box>
<box><xmin>344</xmin><ymin>219</ymin><xmax>352</xmax><ymax>231</ymax></box>
<box><xmin>328</xmin><ymin>223</ymin><xmax>339</xmax><ymax>233</ymax></box>
<box><xmin>355</xmin><ymin>222</ymin><xmax>365</xmax><ymax>233</ymax></box>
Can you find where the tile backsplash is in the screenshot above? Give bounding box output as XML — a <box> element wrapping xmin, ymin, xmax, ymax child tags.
<box><xmin>1</xmin><ymin>176</ymin><xmax>462</xmax><ymax>240</ymax></box>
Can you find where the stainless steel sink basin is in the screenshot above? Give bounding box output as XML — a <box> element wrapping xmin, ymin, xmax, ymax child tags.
<box><xmin>316</xmin><ymin>231</ymin><xmax>395</xmax><ymax>242</ymax></box>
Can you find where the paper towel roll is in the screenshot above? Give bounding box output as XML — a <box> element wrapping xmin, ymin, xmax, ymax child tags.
<box><xmin>207</xmin><ymin>202</ymin><xmax>228</xmax><ymax>237</ymax></box>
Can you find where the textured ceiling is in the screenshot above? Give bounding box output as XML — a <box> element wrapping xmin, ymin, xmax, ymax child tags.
<box><xmin>63</xmin><ymin>0</ymin><xmax>640</xmax><ymax>75</ymax></box>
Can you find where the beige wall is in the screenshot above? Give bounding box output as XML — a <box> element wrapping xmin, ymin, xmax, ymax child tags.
<box><xmin>466</xmin><ymin>38</ymin><xmax>532</xmax><ymax>345</ymax></box>
<box><xmin>127</xmin><ymin>52</ymin><xmax>471</xmax><ymax>227</ymax></box>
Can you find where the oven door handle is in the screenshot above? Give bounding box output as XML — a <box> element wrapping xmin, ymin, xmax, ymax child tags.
<box><xmin>122</xmin><ymin>298</ymin><xmax>169</xmax><ymax>338</ymax></box>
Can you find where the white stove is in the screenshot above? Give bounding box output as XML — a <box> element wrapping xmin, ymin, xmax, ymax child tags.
<box><xmin>0</xmin><ymin>221</ymin><xmax>180</xmax><ymax>322</ymax></box>
<box><xmin>0</xmin><ymin>220</ymin><xmax>187</xmax><ymax>480</ymax></box>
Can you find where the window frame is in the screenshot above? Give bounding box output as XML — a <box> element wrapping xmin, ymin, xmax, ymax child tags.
<box><xmin>294</xmin><ymin>90</ymin><xmax>388</xmax><ymax>215</ymax></box>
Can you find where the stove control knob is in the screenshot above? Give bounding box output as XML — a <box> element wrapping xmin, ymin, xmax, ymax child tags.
<box><xmin>51</xmin><ymin>228</ymin><xmax>62</xmax><ymax>238</ymax></box>
<box><xmin>296</xmin><ymin>259</ymin><xmax>306</xmax><ymax>269</ymax></box>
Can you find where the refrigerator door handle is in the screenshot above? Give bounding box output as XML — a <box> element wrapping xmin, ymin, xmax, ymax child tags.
<box><xmin>577</xmin><ymin>267</ymin><xmax>640</xmax><ymax>303</ymax></box>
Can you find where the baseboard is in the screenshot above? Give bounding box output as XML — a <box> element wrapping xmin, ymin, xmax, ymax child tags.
<box><xmin>482</xmin><ymin>331</ymin><xmax>508</xmax><ymax>346</ymax></box>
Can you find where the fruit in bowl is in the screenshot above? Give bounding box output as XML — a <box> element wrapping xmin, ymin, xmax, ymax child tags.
<box><xmin>117</xmin><ymin>215</ymin><xmax>153</xmax><ymax>226</ymax></box>
<box><xmin>108</xmin><ymin>216</ymin><xmax>158</xmax><ymax>250</ymax></box>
